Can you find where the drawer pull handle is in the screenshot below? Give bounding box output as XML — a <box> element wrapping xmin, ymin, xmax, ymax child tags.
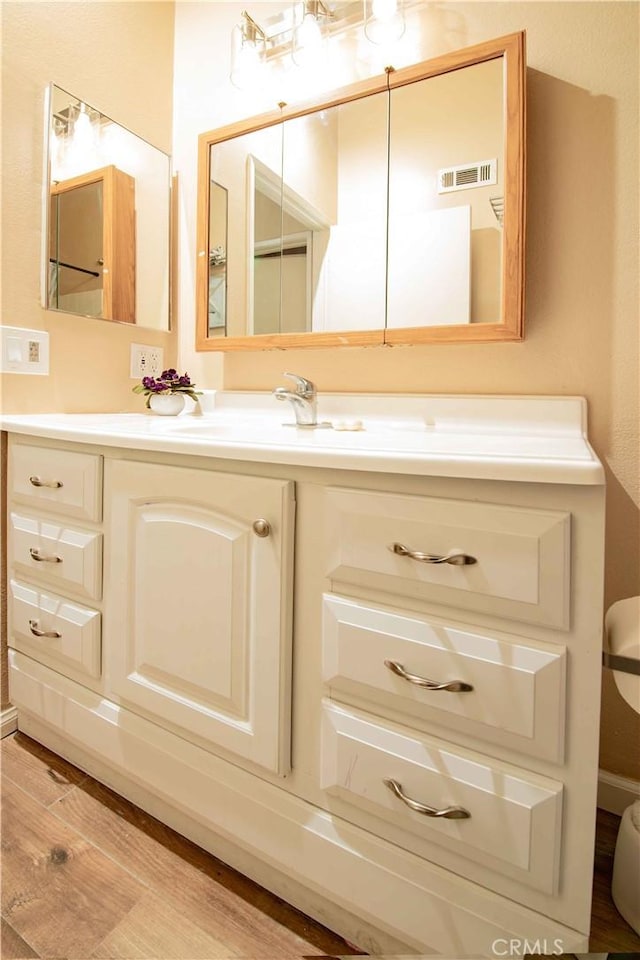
<box><xmin>384</xmin><ymin>659</ymin><xmax>473</xmax><ymax>693</ymax></box>
<box><xmin>29</xmin><ymin>547</ymin><xmax>62</xmax><ymax>564</ymax></box>
<box><xmin>383</xmin><ymin>778</ymin><xmax>471</xmax><ymax>820</ymax></box>
<box><xmin>29</xmin><ymin>476</ymin><xmax>64</xmax><ymax>489</ymax></box>
<box><xmin>390</xmin><ymin>542</ymin><xmax>476</xmax><ymax>566</ymax></box>
<box><xmin>29</xmin><ymin>619</ymin><xmax>62</xmax><ymax>640</ymax></box>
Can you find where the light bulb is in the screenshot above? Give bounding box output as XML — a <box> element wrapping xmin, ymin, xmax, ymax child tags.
<box><xmin>65</xmin><ymin>102</ymin><xmax>100</xmax><ymax>176</ymax></box>
<box><xmin>230</xmin><ymin>13</ymin><xmax>266</xmax><ymax>90</ymax></box>
<box><xmin>373</xmin><ymin>0</ymin><xmax>397</xmax><ymax>20</ymax></box>
<box><xmin>364</xmin><ymin>0</ymin><xmax>405</xmax><ymax>44</ymax></box>
<box><xmin>292</xmin><ymin>3</ymin><xmax>327</xmax><ymax>68</ymax></box>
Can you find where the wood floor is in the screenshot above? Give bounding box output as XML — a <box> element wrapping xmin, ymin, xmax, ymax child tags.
<box><xmin>2</xmin><ymin>731</ymin><xmax>640</xmax><ymax>959</ymax></box>
<box><xmin>0</xmin><ymin>733</ymin><xmax>364</xmax><ymax>960</ymax></box>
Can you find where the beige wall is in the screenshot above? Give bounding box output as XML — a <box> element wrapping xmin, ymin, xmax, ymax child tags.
<box><xmin>174</xmin><ymin>2</ymin><xmax>640</xmax><ymax>779</ymax></box>
<box><xmin>0</xmin><ymin>1</ymin><xmax>176</xmax><ymax>415</ymax></box>
<box><xmin>0</xmin><ymin>2</ymin><xmax>636</xmax><ymax>778</ymax></box>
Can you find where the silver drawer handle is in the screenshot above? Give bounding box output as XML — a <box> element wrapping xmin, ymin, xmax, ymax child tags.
<box><xmin>29</xmin><ymin>475</ymin><xmax>64</xmax><ymax>489</ymax></box>
<box><xmin>383</xmin><ymin>778</ymin><xmax>471</xmax><ymax>820</ymax></box>
<box><xmin>390</xmin><ymin>542</ymin><xmax>476</xmax><ymax>565</ymax></box>
<box><xmin>29</xmin><ymin>619</ymin><xmax>62</xmax><ymax>640</ymax></box>
<box><xmin>384</xmin><ymin>659</ymin><xmax>473</xmax><ymax>692</ymax></box>
<box><xmin>29</xmin><ymin>547</ymin><xmax>62</xmax><ymax>564</ymax></box>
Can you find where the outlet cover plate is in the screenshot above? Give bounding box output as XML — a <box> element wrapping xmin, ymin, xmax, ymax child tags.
<box><xmin>130</xmin><ymin>343</ymin><xmax>164</xmax><ymax>379</ymax></box>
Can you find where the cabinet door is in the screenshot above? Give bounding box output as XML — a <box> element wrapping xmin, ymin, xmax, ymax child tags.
<box><xmin>105</xmin><ymin>460</ymin><xmax>294</xmax><ymax>774</ymax></box>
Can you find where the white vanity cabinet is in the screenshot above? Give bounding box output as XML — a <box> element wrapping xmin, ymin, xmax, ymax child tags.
<box><xmin>314</xmin><ymin>485</ymin><xmax>571</xmax><ymax>900</ymax></box>
<box><xmin>7</xmin><ymin>442</ymin><xmax>104</xmax><ymax>687</ymax></box>
<box><xmin>2</xmin><ymin>400</ymin><xmax>606</xmax><ymax>957</ymax></box>
<box><xmin>104</xmin><ymin>458</ymin><xmax>295</xmax><ymax>775</ymax></box>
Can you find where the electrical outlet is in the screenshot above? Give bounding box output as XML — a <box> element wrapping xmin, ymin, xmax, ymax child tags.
<box><xmin>130</xmin><ymin>343</ymin><xmax>164</xmax><ymax>379</ymax></box>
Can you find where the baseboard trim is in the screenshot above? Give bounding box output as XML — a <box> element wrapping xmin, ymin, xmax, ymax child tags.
<box><xmin>598</xmin><ymin>769</ymin><xmax>640</xmax><ymax>815</ymax></box>
<box><xmin>1</xmin><ymin>705</ymin><xmax>18</xmax><ymax>738</ymax></box>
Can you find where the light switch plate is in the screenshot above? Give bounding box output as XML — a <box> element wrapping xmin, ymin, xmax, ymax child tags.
<box><xmin>0</xmin><ymin>326</ymin><xmax>50</xmax><ymax>375</ymax></box>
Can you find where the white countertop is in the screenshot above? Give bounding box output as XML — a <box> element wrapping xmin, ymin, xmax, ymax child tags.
<box><xmin>0</xmin><ymin>393</ymin><xmax>605</xmax><ymax>485</ymax></box>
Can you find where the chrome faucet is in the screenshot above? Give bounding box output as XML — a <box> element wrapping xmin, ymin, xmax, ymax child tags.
<box><xmin>273</xmin><ymin>372</ymin><xmax>317</xmax><ymax>426</ymax></box>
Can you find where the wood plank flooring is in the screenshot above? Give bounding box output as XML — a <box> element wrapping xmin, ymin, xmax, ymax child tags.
<box><xmin>1</xmin><ymin>733</ymin><xmax>363</xmax><ymax>959</ymax></box>
<box><xmin>2</xmin><ymin>731</ymin><xmax>640</xmax><ymax>958</ymax></box>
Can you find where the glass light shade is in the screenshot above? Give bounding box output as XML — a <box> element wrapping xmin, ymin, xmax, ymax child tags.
<box><xmin>292</xmin><ymin>3</ymin><xmax>328</xmax><ymax>68</ymax></box>
<box><xmin>230</xmin><ymin>17</ymin><xmax>266</xmax><ymax>90</ymax></box>
<box><xmin>64</xmin><ymin>103</ymin><xmax>101</xmax><ymax>178</ymax></box>
<box><xmin>364</xmin><ymin>0</ymin><xmax>405</xmax><ymax>44</ymax></box>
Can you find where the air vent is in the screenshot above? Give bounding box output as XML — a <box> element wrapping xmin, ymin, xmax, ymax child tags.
<box><xmin>437</xmin><ymin>158</ymin><xmax>497</xmax><ymax>194</ymax></box>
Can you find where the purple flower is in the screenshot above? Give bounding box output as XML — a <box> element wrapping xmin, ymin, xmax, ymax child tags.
<box><xmin>133</xmin><ymin>368</ymin><xmax>199</xmax><ymax>403</ymax></box>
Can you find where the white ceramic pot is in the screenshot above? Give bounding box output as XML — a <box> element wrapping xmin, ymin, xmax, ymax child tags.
<box><xmin>149</xmin><ymin>393</ymin><xmax>185</xmax><ymax>416</ymax></box>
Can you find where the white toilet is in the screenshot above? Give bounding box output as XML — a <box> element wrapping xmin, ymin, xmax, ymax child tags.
<box><xmin>605</xmin><ymin>595</ymin><xmax>640</xmax><ymax>936</ymax></box>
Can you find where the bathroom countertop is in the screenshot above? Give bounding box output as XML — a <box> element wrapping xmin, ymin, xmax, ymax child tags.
<box><xmin>0</xmin><ymin>393</ymin><xmax>605</xmax><ymax>485</ymax></box>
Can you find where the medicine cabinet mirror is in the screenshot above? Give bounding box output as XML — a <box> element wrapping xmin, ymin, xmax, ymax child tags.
<box><xmin>44</xmin><ymin>84</ymin><xmax>171</xmax><ymax>331</ymax></box>
<box><xmin>196</xmin><ymin>31</ymin><xmax>525</xmax><ymax>350</ymax></box>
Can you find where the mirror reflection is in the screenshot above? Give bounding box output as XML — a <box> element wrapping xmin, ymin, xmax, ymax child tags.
<box><xmin>209</xmin><ymin>122</ymin><xmax>283</xmax><ymax>339</ymax></box>
<box><xmin>280</xmin><ymin>97</ymin><xmax>388</xmax><ymax>335</ymax></box>
<box><xmin>208</xmin><ymin>181</ymin><xmax>228</xmax><ymax>333</ymax></box>
<box><xmin>197</xmin><ymin>32</ymin><xmax>525</xmax><ymax>349</ymax></box>
<box><xmin>46</xmin><ymin>85</ymin><xmax>171</xmax><ymax>331</ymax></box>
<box><xmin>387</xmin><ymin>57</ymin><xmax>504</xmax><ymax>330</ymax></box>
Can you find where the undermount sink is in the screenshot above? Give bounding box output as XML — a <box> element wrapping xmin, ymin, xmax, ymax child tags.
<box><xmin>170</xmin><ymin>417</ymin><xmax>352</xmax><ymax>440</ymax></box>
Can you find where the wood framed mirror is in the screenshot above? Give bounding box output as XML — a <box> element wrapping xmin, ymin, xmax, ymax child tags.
<box><xmin>196</xmin><ymin>31</ymin><xmax>525</xmax><ymax>351</ymax></box>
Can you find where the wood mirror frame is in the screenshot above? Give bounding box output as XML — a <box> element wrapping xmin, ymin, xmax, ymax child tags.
<box><xmin>196</xmin><ymin>31</ymin><xmax>525</xmax><ymax>352</ymax></box>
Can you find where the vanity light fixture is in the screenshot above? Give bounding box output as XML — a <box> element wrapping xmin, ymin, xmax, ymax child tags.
<box><xmin>228</xmin><ymin>0</ymin><xmax>412</xmax><ymax>88</ymax></box>
<box><xmin>230</xmin><ymin>10</ymin><xmax>267</xmax><ymax>90</ymax></box>
<box><xmin>364</xmin><ymin>0</ymin><xmax>405</xmax><ymax>44</ymax></box>
<box><xmin>51</xmin><ymin>99</ymin><xmax>102</xmax><ymax>181</ymax></box>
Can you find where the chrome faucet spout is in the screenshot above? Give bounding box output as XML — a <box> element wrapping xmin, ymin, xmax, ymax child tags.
<box><xmin>273</xmin><ymin>373</ymin><xmax>318</xmax><ymax>425</ymax></box>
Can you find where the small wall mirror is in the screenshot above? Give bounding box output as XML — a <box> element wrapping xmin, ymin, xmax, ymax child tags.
<box><xmin>196</xmin><ymin>31</ymin><xmax>525</xmax><ymax>350</ymax></box>
<box><xmin>45</xmin><ymin>84</ymin><xmax>171</xmax><ymax>331</ymax></box>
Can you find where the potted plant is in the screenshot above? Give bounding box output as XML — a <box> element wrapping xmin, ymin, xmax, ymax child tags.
<box><xmin>133</xmin><ymin>369</ymin><xmax>201</xmax><ymax>416</ymax></box>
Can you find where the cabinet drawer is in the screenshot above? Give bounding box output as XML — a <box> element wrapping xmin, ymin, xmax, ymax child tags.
<box><xmin>323</xmin><ymin>594</ymin><xmax>566</xmax><ymax>761</ymax></box>
<box><xmin>10</xmin><ymin>512</ymin><xmax>102</xmax><ymax>601</ymax></box>
<box><xmin>321</xmin><ymin>701</ymin><xmax>563</xmax><ymax>894</ymax></box>
<box><xmin>324</xmin><ymin>487</ymin><xmax>570</xmax><ymax>628</ymax></box>
<box><xmin>9</xmin><ymin>579</ymin><xmax>101</xmax><ymax>679</ymax></box>
<box><xmin>10</xmin><ymin>442</ymin><xmax>102</xmax><ymax>522</ymax></box>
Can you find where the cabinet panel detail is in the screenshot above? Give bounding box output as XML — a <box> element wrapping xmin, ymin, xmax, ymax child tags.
<box><xmin>321</xmin><ymin>702</ymin><xmax>563</xmax><ymax>894</ymax></box>
<box><xmin>10</xmin><ymin>511</ymin><xmax>103</xmax><ymax>600</ymax></box>
<box><xmin>127</xmin><ymin>501</ymin><xmax>249</xmax><ymax>716</ymax></box>
<box><xmin>324</xmin><ymin>488</ymin><xmax>571</xmax><ymax>628</ymax></box>
<box><xmin>323</xmin><ymin>594</ymin><xmax>566</xmax><ymax>761</ymax></box>
<box><xmin>10</xmin><ymin>442</ymin><xmax>103</xmax><ymax>521</ymax></box>
<box><xmin>105</xmin><ymin>460</ymin><xmax>294</xmax><ymax>775</ymax></box>
<box><xmin>9</xmin><ymin>579</ymin><xmax>101</xmax><ymax>679</ymax></box>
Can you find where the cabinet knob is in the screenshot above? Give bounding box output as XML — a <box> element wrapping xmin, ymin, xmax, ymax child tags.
<box><xmin>252</xmin><ymin>519</ymin><xmax>271</xmax><ymax>538</ymax></box>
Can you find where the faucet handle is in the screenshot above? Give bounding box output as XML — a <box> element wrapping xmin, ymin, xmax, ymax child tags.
<box><xmin>283</xmin><ymin>372</ymin><xmax>315</xmax><ymax>396</ymax></box>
